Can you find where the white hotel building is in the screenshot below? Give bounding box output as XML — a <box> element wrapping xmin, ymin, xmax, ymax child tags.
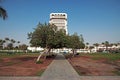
<box><xmin>49</xmin><ymin>13</ymin><xmax>68</xmax><ymax>34</ymax></box>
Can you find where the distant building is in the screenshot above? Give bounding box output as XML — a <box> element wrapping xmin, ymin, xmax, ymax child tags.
<box><xmin>91</xmin><ymin>44</ymin><xmax>120</xmax><ymax>53</ymax></box>
<box><xmin>27</xmin><ymin>47</ymin><xmax>44</xmax><ymax>52</ymax></box>
<box><xmin>49</xmin><ymin>13</ymin><xmax>68</xmax><ymax>34</ymax></box>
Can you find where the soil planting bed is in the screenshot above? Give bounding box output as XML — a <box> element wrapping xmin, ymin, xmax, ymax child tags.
<box><xmin>0</xmin><ymin>55</ymin><xmax>54</xmax><ymax>76</ymax></box>
<box><xmin>68</xmin><ymin>56</ymin><xmax>120</xmax><ymax>76</ymax></box>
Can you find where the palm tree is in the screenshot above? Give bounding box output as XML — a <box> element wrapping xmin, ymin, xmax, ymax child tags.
<box><xmin>104</xmin><ymin>41</ymin><xmax>109</xmax><ymax>51</ymax></box>
<box><xmin>2</xmin><ymin>40</ymin><xmax>5</xmax><ymax>49</ymax></box>
<box><xmin>102</xmin><ymin>42</ymin><xmax>104</xmax><ymax>45</ymax></box>
<box><xmin>5</xmin><ymin>37</ymin><xmax>9</xmax><ymax>44</ymax></box>
<box><xmin>93</xmin><ymin>43</ymin><xmax>99</xmax><ymax>47</ymax></box>
<box><xmin>19</xmin><ymin>44</ymin><xmax>28</xmax><ymax>50</ymax></box>
<box><xmin>11</xmin><ymin>39</ymin><xmax>16</xmax><ymax>49</ymax></box>
<box><xmin>79</xmin><ymin>34</ymin><xmax>84</xmax><ymax>43</ymax></box>
<box><xmin>4</xmin><ymin>37</ymin><xmax>10</xmax><ymax>49</ymax></box>
<box><xmin>0</xmin><ymin>7</ymin><xmax>7</xmax><ymax>20</ymax></box>
<box><xmin>86</xmin><ymin>42</ymin><xmax>89</xmax><ymax>49</ymax></box>
<box><xmin>0</xmin><ymin>39</ymin><xmax>3</xmax><ymax>49</ymax></box>
<box><xmin>17</xmin><ymin>41</ymin><xmax>20</xmax><ymax>45</ymax></box>
<box><xmin>0</xmin><ymin>0</ymin><xmax>7</xmax><ymax>20</ymax></box>
<box><xmin>16</xmin><ymin>41</ymin><xmax>20</xmax><ymax>49</ymax></box>
<box><xmin>5</xmin><ymin>37</ymin><xmax>9</xmax><ymax>41</ymax></box>
<box><xmin>93</xmin><ymin>43</ymin><xmax>99</xmax><ymax>52</ymax></box>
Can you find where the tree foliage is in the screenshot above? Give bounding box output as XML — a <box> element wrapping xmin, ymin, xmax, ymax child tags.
<box><xmin>29</xmin><ymin>23</ymin><xmax>56</xmax><ymax>48</ymax></box>
<box><xmin>28</xmin><ymin>22</ymin><xmax>86</xmax><ymax>59</ymax></box>
<box><xmin>28</xmin><ymin>23</ymin><xmax>68</xmax><ymax>49</ymax></box>
<box><xmin>0</xmin><ymin>38</ymin><xmax>23</xmax><ymax>50</ymax></box>
<box><xmin>28</xmin><ymin>22</ymin><xmax>68</xmax><ymax>60</ymax></box>
<box><xmin>28</xmin><ymin>22</ymin><xmax>85</xmax><ymax>50</ymax></box>
<box><xmin>66</xmin><ymin>33</ymin><xmax>85</xmax><ymax>56</ymax></box>
<box><xmin>19</xmin><ymin>44</ymin><xmax>28</xmax><ymax>50</ymax></box>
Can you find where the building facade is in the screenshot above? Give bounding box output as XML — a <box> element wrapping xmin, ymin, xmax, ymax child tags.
<box><xmin>49</xmin><ymin>13</ymin><xmax>68</xmax><ymax>34</ymax></box>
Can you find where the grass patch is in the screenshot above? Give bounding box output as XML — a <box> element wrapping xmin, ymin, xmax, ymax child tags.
<box><xmin>63</xmin><ymin>53</ymin><xmax>73</xmax><ymax>59</ymax></box>
<box><xmin>79</xmin><ymin>53</ymin><xmax>120</xmax><ymax>61</ymax></box>
<box><xmin>36</xmin><ymin>69</ymin><xmax>45</xmax><ymax>76</ymax></box>
<box><xmin>4</xmin><ymin>62</ymin><xmax>17</xmax><ymax>66</ymax></box>
<box><xmin>112</xmin><ymin>70</ymin><xmax>120</xmax><ymax>75</ymax></box>
<box><xmin>74</xmin><ymin>67</ymin><xmax>83</xmax><ymax>75</ymax></box>
<box><xmin>0</xmin><ymin>53</ymin><xmax>40</xmax><ymax>58</ymax></box>
<box><xmin>36</xmin><ymin>60</ymin><xmax>43</xmax><ymax>64</ymax></box>
<box><xmin>0</xmin><ymin>58</ymin><xmax>3</xmax><ymax>62</ymax></box>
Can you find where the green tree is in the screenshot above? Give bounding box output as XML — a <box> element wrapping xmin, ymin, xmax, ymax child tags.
<box><xmin>4</xmin><ymin>37</ymin><xmax>10</xmax><ymax>49</ymax></box>
<box><xmin>89</xmin><ymin>46</ymin><xmax>94</xmax><ymax>52</ymax></box>
<box><xmin>7</xmin><ymin>43</ymin><xmax>13</xmax><ymax>50</ymax></box>
<box><xmin>28</xmin><ymin>22</ymin><xmax>85</xmax><ymax>60</ymax></box>
<box><xmin>86</xmin><ymin>42</ymin><xmax>89</xmax><ymax>49</ymax></box>
<box><xmin>0</xmin><ymin>39</ymin><xmax>6</xmax><ymax>49</ymax></box>
<box><xmin>29</xmin><ymin>23</ymin><xmax>57</xmax><ymax>48</ymax></box>
<box><xmin>104</xmin><ymin>41</ymin><xmax>109</xmax><ymax>51</ymax></box>
<box><xmin>19</xmin><ymin>44</ymin><xmax>28</xmax><ymax>50</ymax></box>
<box><xmin>16</xmin><ymin>41</ymin><xmax>20</xmax><ymax>49</ymax></box>
<box><xmin>79</xmin><ymin>34</ymin><xmax>84</xmax><ymax>43</ymax></box>
<box><xmin>93</xmin><ymin>43</ymin><xmax>99</xmax><ymax>52</ymax></box>
<box><xmin>28</xmin><ymin>23</ymin><xmax>67</xmax><ymax>61</ymax></box>
<box><xmin>53</xmin><ymin>29</ymin><xmax>68</xmax><ymax>48</ymax></box>
<box><xmin>0</xmin><ymin>39</ymin><xmax>4</xmax><ymax>49</ymax></box>
<box><xmin>79</xmin><ymin>34</ymin><xmax>85</xmax><ymax>49</ymax></box>
<box><xmin>10</xmin><ymin>39</ymin><xmax>16</xmax><ymax>49</ymax></box>
<box><xmin>67</xmin><ymin>33</ymin><xmax>85</xmax><ymax>57</ymax></box>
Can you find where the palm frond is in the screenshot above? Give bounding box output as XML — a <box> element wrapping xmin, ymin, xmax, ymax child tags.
<box><xmin>0</xmin><ymin>6</ymin><xmax>7</xmax><ymax>20</ymax></box>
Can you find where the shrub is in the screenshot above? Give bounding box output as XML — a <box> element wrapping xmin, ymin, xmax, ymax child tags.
<box><xmin>36</xmin><ymin>60</ymin><xmax>43</xmax><ymax>64</ymax></box>
<box><xmin>36</xmin><ymin>69</ymin><xmax>45</xmax><ymax>76</ymax></box>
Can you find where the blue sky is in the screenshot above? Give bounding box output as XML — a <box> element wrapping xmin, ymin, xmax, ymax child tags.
<box><xmin>0</xmin><ymin>0</ymin><xmax>120</xmax><ymax>45</ymax></box>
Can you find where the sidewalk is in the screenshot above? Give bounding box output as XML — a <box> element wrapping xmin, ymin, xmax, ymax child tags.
<box><xmin>40</xmin><ymin>53</ymin><xmax>80</xmax><ymax>80</ymax></box>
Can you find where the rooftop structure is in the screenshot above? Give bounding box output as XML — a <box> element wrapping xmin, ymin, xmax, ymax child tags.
<box><xmin>49</xmin><ymin>13</ymin><xmax>68</xmax><ymax>34</ymax></box>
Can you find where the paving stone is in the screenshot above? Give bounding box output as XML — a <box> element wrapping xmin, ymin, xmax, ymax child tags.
<box><xmin>40</xmin><ymin>54</ymin><xmax>80</xmax><ymax>80</ymax></box>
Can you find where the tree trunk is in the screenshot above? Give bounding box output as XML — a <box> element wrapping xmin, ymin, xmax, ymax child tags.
<box><xmin>36</xmin><ymin>48</ymin><xmax>47</xmax><ymax>62</ymax></box>
<box><xmin>36</xmin><ymin>51</ymin><xmax>44</xmax><ymax>62</ymax></box>
<box><xmin>36</xmin><ymin>47</ymin><xmax>52</xmax><ymax>62</ymax></box>
<box><xmin>72</xmin><ymin>49</ymin><xmax>76</xmax><ymax>57</ymax></box>
<box><xmin>44</xmin><ymin>48</ymin><xmax>51</xmax><ymax>59</ymax></box>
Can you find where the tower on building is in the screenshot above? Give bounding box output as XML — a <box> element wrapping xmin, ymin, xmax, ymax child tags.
<box><xmin>49</xmin><ymin>13</ymin><xmax>68</xmax><ymax>34</ymax></box>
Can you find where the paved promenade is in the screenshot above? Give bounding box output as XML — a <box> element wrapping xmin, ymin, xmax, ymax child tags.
<box><xmin>40</xmin><ymin>53</ymin><xmax>80</xmax><ymax>80</ymax></box>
